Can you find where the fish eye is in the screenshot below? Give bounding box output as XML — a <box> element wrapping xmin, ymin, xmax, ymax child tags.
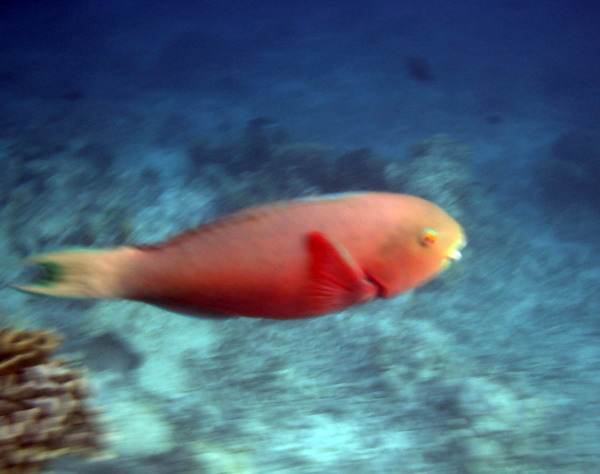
<box><xmin>419</xmin><ymin>229</ymin><xmax>438</xmax><ymax>247</ymax></box>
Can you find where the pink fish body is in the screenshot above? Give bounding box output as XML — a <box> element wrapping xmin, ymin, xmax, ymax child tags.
<box><xmin>16</xmin><ymin>192</ymin><xmax>466</xmax><ymax>319</ymax></box>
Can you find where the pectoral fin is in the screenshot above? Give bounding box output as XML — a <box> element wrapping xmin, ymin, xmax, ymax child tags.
<box><xmin>306</xmin><ymin>231</ymin><xmax>377</xmax><ymax>313</ymax></box>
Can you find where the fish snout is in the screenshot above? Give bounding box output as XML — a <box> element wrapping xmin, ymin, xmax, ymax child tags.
<box><xmin>446</xmin><ymin>248</ymin><xmax>462</xmax><ymax>262</ymax></box>
<box><xmin>445</xmin><ymin>236</ymin><xmax>466</xmax><ymax>263</ymax></box>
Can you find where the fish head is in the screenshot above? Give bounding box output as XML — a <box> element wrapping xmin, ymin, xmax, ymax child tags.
<box><xmin>409</xmin><ymin>197</ymin><xmax>466</xmax><ymax>276</ymax></box>
<box><xmin>369</xmin><ymin>195</ymin><xmax>467</xmax><ymax>297</ymax></box>
<box><xmin>405</xmin><ymin>197</ymin><xmax>467</xmax><ymax>288</ymax></box>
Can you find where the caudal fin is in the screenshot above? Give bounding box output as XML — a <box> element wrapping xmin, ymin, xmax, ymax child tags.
<box><xmin>14</xmin><ymin>248</ymin><xmax>132</xmax><ymax>300</ymax></box>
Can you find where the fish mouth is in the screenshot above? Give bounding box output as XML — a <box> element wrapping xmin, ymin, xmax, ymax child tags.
<box><xmin>446</xmin><ymin>248</ymin><xmax>462</xmax><ymax>262</ymax></box>
<box><xmin>445</xmin><ymin>237</ymin><xmax>467</xmax><ymax>263</ymax></box>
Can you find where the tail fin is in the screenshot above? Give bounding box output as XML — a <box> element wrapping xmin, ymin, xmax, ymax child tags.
<box><xmin>14</xmin><ymin>248</ymin><xmax>132</xmax><ymax>300</ymax></box>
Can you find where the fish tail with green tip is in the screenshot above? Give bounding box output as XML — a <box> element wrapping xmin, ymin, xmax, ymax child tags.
<box><xmin>14</xmin><ymin>248</ymin><xmax>135</xmax><ymax>300</ymax></box>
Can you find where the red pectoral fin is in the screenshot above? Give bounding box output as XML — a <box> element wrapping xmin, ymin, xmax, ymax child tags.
<box><xmin>306</xmin><ymin>231</ymin><xmax>377</xmax><ymax>313</ymax></box>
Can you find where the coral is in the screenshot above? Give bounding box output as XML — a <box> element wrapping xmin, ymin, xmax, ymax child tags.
<box><xmin>0</xmin><ymin>329</ymin><xmax>62</xmax><ymax>376</ymax></box>
<box><xmin>0</xmin><ymin>327</ymin><xmax>106</xmax><ymax>473</ymax></box>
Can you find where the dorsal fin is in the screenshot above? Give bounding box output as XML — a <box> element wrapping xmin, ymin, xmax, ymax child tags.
<box><xmin>137</xmin><ymin>194</ymin><xmax>365</xmax><ymax>253</ymax></box>
<box><xmin>136</xmin><ymin>200</ymin><xmax>283</xmax><ymax>252</ymax></box>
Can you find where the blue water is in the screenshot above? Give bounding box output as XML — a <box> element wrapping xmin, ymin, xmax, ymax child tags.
<box><xmin>1</xmin><ymin>1</ymin><xmax>599</xmax><ymax>472</ymax></box>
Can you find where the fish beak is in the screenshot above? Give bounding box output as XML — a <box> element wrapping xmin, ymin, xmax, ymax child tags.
<box><xmin>446</xmin><ymin>248</ymin><xmax>462</xmax><ymax>262</ymax></box>
<box><xmin>446</xmin><ymin>236</ymin><xmax>466</xmax><ymax>263</ymax></box>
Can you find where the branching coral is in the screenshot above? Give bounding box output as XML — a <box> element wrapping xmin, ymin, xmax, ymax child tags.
<box><xmin>0</xmin><ymin>328</ymin><xmax>106</xmax><ymax>473</ymax></box>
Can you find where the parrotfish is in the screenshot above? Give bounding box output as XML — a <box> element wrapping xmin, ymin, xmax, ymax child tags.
<box><xmin>15</xmin><ymin>192</ymin><xmax>466</xmax><ymax>319</ymax></box>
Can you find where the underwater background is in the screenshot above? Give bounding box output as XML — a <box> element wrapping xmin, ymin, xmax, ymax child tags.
<box><xmin>1</xmin><ymin>0</ymin><xmax>599</xmax><ymax>472</ymax></box>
